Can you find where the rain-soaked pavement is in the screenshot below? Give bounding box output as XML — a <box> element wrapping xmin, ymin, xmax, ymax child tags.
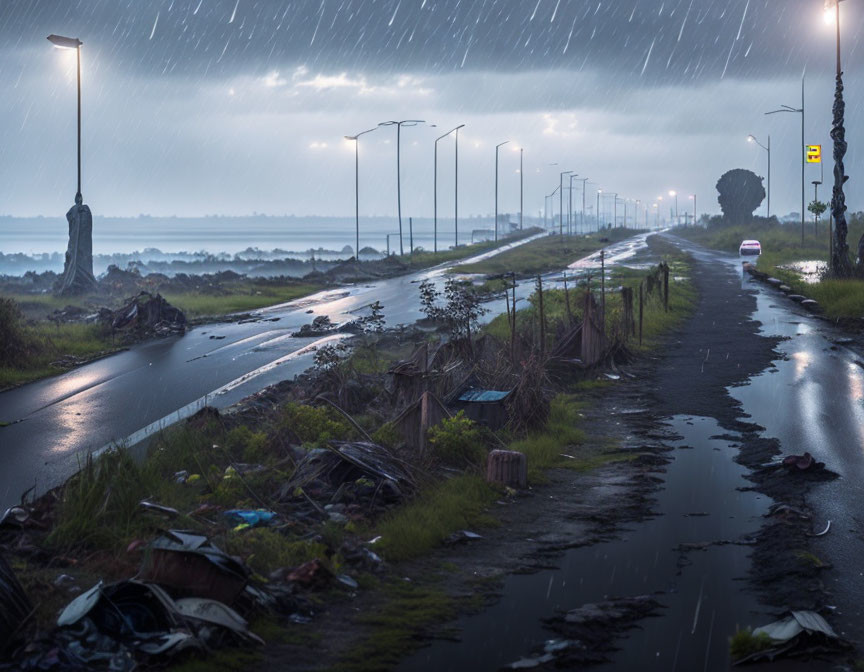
<box><xmin>402</xmin><ymin>234</ymin><xmax>856</xmax><ymax>670</ymax></box>
<box><xmin>401</xmin><ymin>416</ymin><xmax>770</xmax><ymax>671</ymax></box>
<box><xmin>0</xmin><ymin>231</ymin><xmax>651</xmax><ymax>510</ymax></box>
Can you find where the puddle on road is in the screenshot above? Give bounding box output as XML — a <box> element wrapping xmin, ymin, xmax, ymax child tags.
<box><xmin>399</xmin><ymin>416</ymin><xmax>770</xmax><ymax>672</ymax></box>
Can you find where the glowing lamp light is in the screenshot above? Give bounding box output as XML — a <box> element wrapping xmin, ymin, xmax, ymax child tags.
<box><xmin>47</xmin><ymin>34</ymin><xmax>82</xmax><ymax>49</ymax></box>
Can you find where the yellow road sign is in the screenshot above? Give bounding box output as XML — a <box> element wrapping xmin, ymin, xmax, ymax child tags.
<box><xmin>807</xmin><ymin>145</ymin><xmax>822</xmax><ymax>163</ymax></box>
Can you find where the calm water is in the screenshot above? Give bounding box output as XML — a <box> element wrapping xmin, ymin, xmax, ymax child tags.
<box><xmin>0</xmin><ymin>215</ymin><xmax>541</xmax><ymax>256</ymax></box>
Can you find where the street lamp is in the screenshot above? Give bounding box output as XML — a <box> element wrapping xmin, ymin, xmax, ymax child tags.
<box><xmin>519</xmin><ymin>147</ymin><xmax>524</xmax><ymax>230</ymax></box>
<box><xmin>653</xmin><ymin>202</ymin><xmax>659</xmax><ymax>229</ymax></box>
<box><xmin>766</xmin><ymin>73</ymin><xmax>806</xmax><ymax>243</ymax></box>
<box><xmin>668</xmin><ymin>190</ymin><xmax>679</xmax><ymax>227</ymax></box>
<box><xmin>597</xmin><ymin>189</ymin><xmax>603</xmax><ymax>231</ymax></box>
<box><xmin>560</xmin><ymin>171</ymin><xmax>573</xmax><ymax>236</ymax></box>
<box><xmin>345</xmin><ymin>127</ymin><xmax>377</xmax><ymax>261</ymax></box>
<box><xmin>689</xmin><ymin>194</ymin><xmax>696</xmax><ymax>227</ymax></box>
<box><xmin>48</xmin><ymin>34</ymin><xmax>84</xmax><ymax>202</ymax></box>
<box><xmin>568</xmin><ymin>173</ymin><xmax>579</xmax><ymax>236</ymax></box>
<box><xmin>434</xmin><ymin>125</ymin><xmax>464</xmax><ymax>253</ymax></box>
<box><xmin>379</xmin><ymin>119</ymin><xmax>425</xmax><ymax>255</ymax></box>
<box><xmin>610</xmin><ymin>192</ymin><xmax>619</xmax><ymax>228</ymax></box>
<box><xmin>825</xmin><ymin>0</ymin><xmax>851</xmax><ymax>273</ymax></box>
<box><xmin>747</xmin><ymin>135</ymin><xmax>771</xmax><ymax>218</ymax></box>
<box><xmin>495</xmin><ymin>141</ymin><xmax>510</xmax><ymax>241</ymax></box>
<box><xmin>577</xmin><ymin>178</ymin><xmax>589</xmax><ymax>234</ymax></box>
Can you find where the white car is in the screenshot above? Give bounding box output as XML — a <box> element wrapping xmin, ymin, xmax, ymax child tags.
<box><xmin>739</xmin><ymin>239</ymin><xmax>762</xmax><ymax>256</ymax></box>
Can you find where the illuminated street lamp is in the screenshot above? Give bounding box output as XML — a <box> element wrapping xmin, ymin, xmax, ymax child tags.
<box><xmin>49</xmin><ymin>33</ymin><xmax>98</xmax><ymax>295</ymax></box>
<box><xmin>344</xmin><ymin>127</ymin><xmax>377</xmax><ymax>260</ymax></box>
<box><xmin>434</xmin><ymin>124</ymin><xmax>464</xmax><ymax>253</ymax></box>
<box><xmin>766</xmin><ymin>75</ymin><xmax>805</xmax><ymax>242</ymax></box>
<box><xmin>668</xmin><ymin>190</ymin><xmax>679</xmax><ymax>227</ymax></box>
<box><xmin>747</xmin><ymin>135</ymin><xmax>771</xmax><ymax>218</ymax></box>
<box><xmin>495</xmin><ymin>141</ymin><xmax>510</xmax><ymax>241</ymax></box>
<box><xmin>379</xmin><ymin>119</ymin><xmax>425</xmax><ymax>255</ymax></box>
<box><xmin>559</xmin><ymin>171</ymin><xmax>573</xmax><ymax>236</ymax></box>
<box><xmin>48</xmin><ymin>34</ymin><xmax>84</xmax><ymax>202</ymax></box>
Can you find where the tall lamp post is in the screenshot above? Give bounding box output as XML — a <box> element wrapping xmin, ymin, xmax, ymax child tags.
<box><xmin>747</xmin><ymin>135</ymin><xmax>771</xmax><ymax>218</ymax></box>
<box><xmin>48</xmin><ymin>34</ymin><xmax>84</xmax><ymax>202</ymax></box>
<box><xmin>578</xmin><ymin>178</ymin><xmax>589</xmax><ymax>234</ymax></box>
<box><xmin>596</xmin><ymin>189</ymin><xmax>603</xmax><ymax>231</ymax></box>
<box><xmin>689</xmin><ymin>194</ymin><xmax>696</xmax><ymax>227</ymax></box>
<box><xmin>345</xmin><ymin>127</ymin><xmax>377</xmax><ymax>261</ymax></box>
<box><xmin>568</xmin><ymin>173</ymin><xmax>579</xmax><ymax>235</ymax></box>
<box><xmin>559</xmin><ymin>170</ymin><xmax>573</xmax><ymax>236</ymax></box>
<box><xmin>519</xmin><ymin>147</ymin><xmax>524</xmax><ymax>230</ymax></box>
<box><xmin>434</xmin><ymin>125</ymin><xmax>464</xmax><ymax>253</ymax></box>
<box><xmin>668</xmin><ymin>190</ymin><xmax>679</xmax><ymax>227</ymax></box>
<box><xmin>610</xmin><ymin>193</ymin><xmax>619</xmax><ymax>228</ymax></box>
<box><xmin>379</xmin><ymin>119</ymin><xmax>425</xmax><ymax>255</ymax></box>
<box><xmin>825</xmin><ymin>0</ymin><xmax>851</xmax><ymax>274</ymax></box>
<box><xmin>49</xmin><ymin>33</ymin><xmax>97</xmax><ymax>295</ymax></box>
<box><xmin>455</xmin><ymin>125</ymin><xmax>462</xmax><ymax>247</ymax></box>
<box><xmin>495</xmin><ymin>141</ymin><xmax>510</xmax><ymax>241</ymax></box>
<box><xmin>766</xmin><ymin>74</ymin><xmax>806</xmax><ymax>243</ymax></box>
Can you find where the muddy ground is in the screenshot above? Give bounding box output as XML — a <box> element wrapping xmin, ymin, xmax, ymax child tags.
<box><xmin>257</xmin><ymin>235</ymin><xmax>847</xmax><ymax>671</ymax></box>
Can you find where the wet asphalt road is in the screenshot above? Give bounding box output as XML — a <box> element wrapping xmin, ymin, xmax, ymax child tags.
<box><xmin>671</xmin><ymin>235</ymin><xmax>864</xmax><ymax>648</ymax></box>
<box><xmin>0</xmin><ymin>232</ymin><xmax>651</xmax><ymax>511</ymax></box>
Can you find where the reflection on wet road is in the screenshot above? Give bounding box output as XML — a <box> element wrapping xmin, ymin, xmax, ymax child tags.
<box><xmin>400</xmin><ymin>416</ymin><xmax>769</xmax><ymax>671</ymax></box>
<box><xmin>728</xmin><ymin>265</ymin><xmax>864</xmax><ymax>646</ymax></box>
<box><xmin>0</xmin><ymin>231</ymin><xmax>647</xmax><ymax>510</ymax></box>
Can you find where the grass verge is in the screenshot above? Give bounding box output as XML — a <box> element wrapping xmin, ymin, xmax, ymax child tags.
<box><xmin>455</xmin><ymin>228</ymin><xmax>643</xmax><ymax>276</ymax></box>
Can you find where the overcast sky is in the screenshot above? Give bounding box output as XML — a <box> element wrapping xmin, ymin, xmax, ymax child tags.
<box><xmin>1</xmin><ymin>0</ymin><xmax>863</xmax><ymax>219</ymax></box>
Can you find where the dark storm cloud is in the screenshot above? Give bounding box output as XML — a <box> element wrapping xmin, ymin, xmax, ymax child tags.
<box><xmin>0</xmin><ymin>0</ymin><xmax>838</xmax><ymax>86</ymax></box>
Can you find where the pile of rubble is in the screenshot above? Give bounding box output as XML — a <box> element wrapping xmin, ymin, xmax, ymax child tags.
<box><xmin>101</xmin><ymin>292</ymin><xmax>186</xmax><ymax>339</ymax></box>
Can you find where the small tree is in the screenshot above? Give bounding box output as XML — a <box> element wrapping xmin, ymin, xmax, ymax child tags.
<box><xmin>808</xmin><ymin>199</ymin><xmax>828</xmax><ymax>234</ymax></box>
<box><xmin>362</xmin><ymin>300</ymin><xmax>385</xmax><ymax>333</ymax></box>
<box><xmin>418</xmin><ymin>279</ymin><xmax>442</xmax><ymax>321</ymax></box>
<box><xmin>443</xmin><ymin>278</ymin><xmax>487</xmax><ymax>341</ymax></box>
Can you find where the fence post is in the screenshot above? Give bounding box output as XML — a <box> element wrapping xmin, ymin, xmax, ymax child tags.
<box><xmin>536</xmin><ymin>275</ymin><xmax>545</xmax><ymax>358</ymax></box>
<box><xmin>639</xmin><ymin>281</ymin><xmax>644</xmax><ymax>346</ymax></box>
<box><xmin>600</xmin><ymin>250</ymin><xmax>606</xmax><ymax>318</ymax></box>
<box><xmin>563</xmin><ymin>271</ymin><xmax>572</xmax><ymax>325</ymax></box>
<box><xmin>663</xmin><ymin>262</ymin><xmax>669</xmax><ymax>312</ymax></box>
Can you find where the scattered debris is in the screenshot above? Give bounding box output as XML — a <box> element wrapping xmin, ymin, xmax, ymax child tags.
<box><xmin>0</xmin><ymin>552</ymin><xmax>31</xmax><ymax>654</ymax></box>
<box><xmin>734</xmin><ymin>611</ymin><xmax>850</xmax><ymax>664</ymax></box>
<box><xmin>486</xmin><ymin>450</ymin><xmax>528</xmax><ymax>489</ymax></box>
<box><xmin>140</xmin><ymin>530</ymin><xmax>249</xmax><ymax>605</ymax></box>
<box><xmin>223</xmin><ymin>509</ymin><xmax>276</xmax><ymax>530</ymax></box>
<box><xmin>782</xmin><ymin>452</ymin><xmax>823</xmax><ymax>472</ymax></box>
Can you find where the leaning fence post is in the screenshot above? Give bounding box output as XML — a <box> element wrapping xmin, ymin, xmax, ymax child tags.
<box><xmin>536</xmin><ymin>275</ymin><xmax>546</xmax><ymax>358</ymax></box>
<box><xmin>663</xmin><ymin>262</ymin><xmax>669</xmax><ymax>312</ymax></box>
<box><xmin>639</xmin><ymin>281</ymin><xmax>644</xmax><ymax>346</ymax></box>
<box><xmin>600</xmin><ymin>250</ymin><xmax>606</xmax><ymax>318</ymax></box>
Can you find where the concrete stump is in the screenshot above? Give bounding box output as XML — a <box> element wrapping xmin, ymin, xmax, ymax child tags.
<box><xmin>486</xmin><ymin>450</ymin><xmax>527</xmax><ymax>489</ymax></box>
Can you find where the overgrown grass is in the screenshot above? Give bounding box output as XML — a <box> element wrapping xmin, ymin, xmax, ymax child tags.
<box><xmin>162</xmin><ymin>282</ymin><xmax>322</xmax><ymax>317</ymax></box>
<box><xmin>374</xmin><ymin>474</ymin><xmax>499</xmax><ymax>563</ymax></box>
<box><xmin>0</xmin><ymin>313</ymin><xmax>117</xmax><ymax>390</ymax></box>
<box><xmin>337</xmin><ymin>580</ymin><xmax>461</xmax><ymax>672</ymax></box>
<box><xmin>455</xmin><ymin>228</ymin><xmax>643</xmax><ymax>276</ymax></box>
<box><xmin>729</xmin><ymin>628</ymin><xmax>774</xmax><ymax>661</ymax></box>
